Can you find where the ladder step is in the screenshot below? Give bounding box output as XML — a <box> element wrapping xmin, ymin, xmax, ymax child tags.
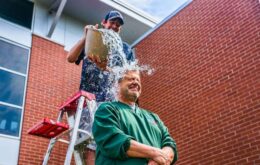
<box><xmin>59</xmin><ymin>90</ymin><xmax>95</xmax><ymax>111</ymax></box>
<box><xmin>75</xmin><ymin>133</ymin><xmax>92</xmax><ymax>147</ymax></box>
<box><xmin>57</xmin><ymin>139</ymin><xmax>70</xmax><ymax>144</ymax></box>
<box><xmin>28</xmin><ymin>118</ymin><xmax>69</xmax><ymax>138</ymax></box>
<box><xmin>77</xmin><ymin>129</ymin><xmax>91</xmax><ymax>135</ymax></box>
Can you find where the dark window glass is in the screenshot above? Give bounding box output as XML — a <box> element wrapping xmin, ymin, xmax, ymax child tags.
<box><xmin>0</xmin><ymin>104</ymin><xmax>21</xmax><ymax>137</ymax></box>
<box><xmin>0</xmin><ymin>0</ymin><xmax>34</xmax><ymax>29</ymax></box>
<box><xmin>0</xmin><ymin>40</ymin><xmax>29</xmax><ymax>74</ymax></box>
<box><xmin>0</xmin><ymin>70</ymin><xmax>25</xmax><ymax>106</ymax></box>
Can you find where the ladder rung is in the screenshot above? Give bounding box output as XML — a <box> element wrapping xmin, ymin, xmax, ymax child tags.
<box><xmin>57</xmin><ymin>139</ymin><xmax>70</xmax><ymax>144</ymax></box>
<box><xmin>77</xmin><ymin>129</ymin><xmax>91</xmax><ymax>135</ymax></box>
<box><xmin>75</xmin><ymin>134</ymin><xmax>92</xmax><ymax>147</ymax></box>
<box><xmin>55</xmin><ymin>128</ymin><xmax>72</xmax><ymax>139</ymax></box>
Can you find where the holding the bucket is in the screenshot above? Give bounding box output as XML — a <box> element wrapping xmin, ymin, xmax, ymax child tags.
<box><xmin>84</xmin><ymin>25</ymin><xmax>108</xmax><ymax>70</ymax></box>
<box><xmin>84</xmin><ymin>24</ymin><xmax>128</xmax><ymax>71</ymax></box>
<box><xmin>66</xmin><ymin>10</ymin><xmax>135</xmax><ymax>165</ymax></box>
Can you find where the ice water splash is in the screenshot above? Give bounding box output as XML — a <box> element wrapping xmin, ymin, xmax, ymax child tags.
<box><xmin>109</xmin><ymin>60</ymin><xmax>155</xmax><ymax>100</ymax></box>
<box><xmin>99</xmin><ymin>29</ymin><xmax>128</xmax><ymax>67</ymax></box>
<box><xmin>98</xmin><ymin>28</ymin><xmax>155</xmax><ymax>100</ymax></box>
<box><xmin>78</xmin><ymin>28</ymin><xmax>155</xmax><ymax>152</ymax></box>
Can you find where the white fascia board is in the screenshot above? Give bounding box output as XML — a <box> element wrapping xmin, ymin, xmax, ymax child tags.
<box><xmin>99</xmin><ymin>0</ymin><xmax>157</xmax><ymax>27</ymax></box>
<box><xmin>0</xmin><ymin>18</ymin><xmax>32</xmax><ymax>48</ymax></box>
<box><xmin>112</xmin><ymin>0</ymin><xmax>159</xmax><ymax>22</ymax></box>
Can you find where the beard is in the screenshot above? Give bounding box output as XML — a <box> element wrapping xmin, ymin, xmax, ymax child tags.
<box><xmin>122</xmin><ymin>88</ymin><xmax>140</xmax><ymax>102</ymax></box>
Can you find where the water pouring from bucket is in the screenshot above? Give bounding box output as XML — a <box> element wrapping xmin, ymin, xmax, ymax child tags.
<box><xmin>85</xmin><ymin>25</ymin><xmax>153</xmax><ymax>73</ymax></box>
<box><xmin>84</xmin><ymin>25</ymin><xmax>155</xmax><ymax>99</ymax></box>
<box><xmin>84</xmin><ymin>25</ymin><xmax>128</xmax><ymax>70</ymax></box>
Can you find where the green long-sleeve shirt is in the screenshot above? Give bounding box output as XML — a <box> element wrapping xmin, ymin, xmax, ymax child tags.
<box><xmin>92</xmin><ymin>101</ymin><xmax>178</xmax><ymax>165</ymax></box>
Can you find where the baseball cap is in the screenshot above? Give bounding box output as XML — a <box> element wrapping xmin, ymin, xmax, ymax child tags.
<box><xmin>104</xmin><ymin>10</ymin><xmax>124</xmax><ymax>25</ymax></box>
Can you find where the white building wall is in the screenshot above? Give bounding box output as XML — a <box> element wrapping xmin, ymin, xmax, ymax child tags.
<box><xmin>0</xmin><ymin>137</ymin><xmax>20</xmax><ymax>165</ymax></box>
<box><xmin>64</xmin><ymin>16</ymin><xmax>85</xmax><ymax>51</ymax></box>
<box><xmin>0</xmin><ymin>3</ymin><xmax>85</xmax><ymax>164</ymax></box>
<box><xmin>0</xmin><ymin>18</ymin><xmax>32</xmax><ymax>48</ymax></box>
<box><xmin>0</xmin><ymin>2</ymin><xmax>84</xmax><ymax>51</ymax></box>
<box><xmin>33</xmin><ymin>2</ymin><xmax>85</xmax><ymax>51</ymax></box>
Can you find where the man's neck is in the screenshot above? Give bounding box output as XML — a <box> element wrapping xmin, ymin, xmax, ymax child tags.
<box><xmin>118</xmin><ymin>98</ymin><xmax>135</xmax><ymax>106</ymax></box>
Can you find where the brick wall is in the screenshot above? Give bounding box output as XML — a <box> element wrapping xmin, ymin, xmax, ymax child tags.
<box><xmin>135</xmin><ymin>0</ymin><xmax>259</xmax><ymax>164</ymax></box>
<box><xmin>18</xmin><ymin>35</ymin><xmax>81</xmax><ymax>165</ymax></box>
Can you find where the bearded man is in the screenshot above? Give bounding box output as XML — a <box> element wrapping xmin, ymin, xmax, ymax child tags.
<box><xmin>93</xmin><ymin>70</ymin><xmax>178</xmax><ymax>165</ymax></box>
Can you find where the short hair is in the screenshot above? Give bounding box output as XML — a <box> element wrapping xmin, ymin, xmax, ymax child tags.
<box><xmin>117</xmin><ymin>70</ymin><xmax>141</xmax><ymax>83</ymax></box>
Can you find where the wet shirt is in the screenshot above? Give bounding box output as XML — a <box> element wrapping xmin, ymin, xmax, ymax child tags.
<box><xmin>75</xmin><ymin>42</ymin><xmax>135</xmax><ymax>102</ymax></box>
<box><xmin>92</xmin><ymin>101</ymin><xmax>178</xmax><ymax>165</ymax></box>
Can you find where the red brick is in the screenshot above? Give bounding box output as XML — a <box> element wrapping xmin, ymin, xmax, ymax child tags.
<box><xmin>18</xmin><ymin>35</ymin><xmax>81</xmax><ymax>165</ymax></box>
<box><xmin>136</xmin><ymin>0</ymin><xmax>260</xmax><ymax>164</ymax></box>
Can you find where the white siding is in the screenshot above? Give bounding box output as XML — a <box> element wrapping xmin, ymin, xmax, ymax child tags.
<box><xmin>33</xmin><ymin>3</ymin><xmax>85</xmax><ymax>51</ymax></box>
<box><xmin>0</xmin><ymin>18</ymin><xmax>32</xmax><ymax>48</ymax></box>
<box><xmin>0</xmin><ymin>137</ymin><xmax>20</xmax><ymax>165</ymax></box>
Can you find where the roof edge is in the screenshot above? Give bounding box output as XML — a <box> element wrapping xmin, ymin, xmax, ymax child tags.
<box><xmin>99</xmin><ymin>0</ymin><xmax>157</xmax><ymax>27</ymax></box>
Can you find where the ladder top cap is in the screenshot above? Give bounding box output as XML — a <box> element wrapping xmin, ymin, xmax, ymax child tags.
<box><xmin>59</xmin><ymin>90</ymin><xmax>96</xmax><ymax>111</ymax></box>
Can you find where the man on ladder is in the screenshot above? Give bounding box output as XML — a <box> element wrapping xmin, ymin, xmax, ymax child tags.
<box><xmin>67</xmin><ymin>10</ymin><xmax>135</xmax><ymax>164</ymax></box>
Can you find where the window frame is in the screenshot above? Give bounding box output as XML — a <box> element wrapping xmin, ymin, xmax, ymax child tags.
<box><xmin>0</xmin><ymin>37</ymin><xmax>31</xmax><ymax>139</ymax></box>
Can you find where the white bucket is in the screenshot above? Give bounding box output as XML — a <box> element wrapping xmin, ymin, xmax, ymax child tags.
<box><xmin>84</xmin><ymin>27</ymin><xmax>108</xmax><ymax>65</ymax></box>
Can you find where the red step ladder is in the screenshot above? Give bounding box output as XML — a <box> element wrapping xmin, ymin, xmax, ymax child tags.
<box><xmin>28</xmin><ymin>90</ymin><xmax>96</xmax><ymax>165</ymax></box>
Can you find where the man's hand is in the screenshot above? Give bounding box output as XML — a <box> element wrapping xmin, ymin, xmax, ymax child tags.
<box><xmin>150</xmin><ymin>148</ymin><xmax>171</xmax><ymax>165</ymax></box>
<box><xmin>148</xmin><ymin>160</ymin><xmax>171</xmax><ymax>165</ymax></box>
<box><xmin>162</xmin><ymin>146</ymin><xmax>174</xmax><ymax>164</ymax></box>
<box><xmin>148</xmin><ymin>157</ymin><xmax>171</xmax><ymax>165</ymax></box>
<box><xmin>148</xmin><ymin>160</ymin><xmax>159</xmax><ymax>165</ymax></box>
<box><xmin>84</xmin><ymin>24</ymin><xmax>99</xmax><ymax>37</ymax></box>
<box><xmin>68</xmin><ymin>24</ymin><xmax>99</xmax><ymax>63</ymax></box>
<box><xmin>88</xmin><ymin>53</ymin><xmax>108</xmax><ymax>71</ymax></box>
<box><xmin>127</xmin><ymin>140</ymin><xmax>172</xmax><ymax>165</ymax></box>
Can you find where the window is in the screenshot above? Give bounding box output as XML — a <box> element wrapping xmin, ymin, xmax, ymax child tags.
<box><xmin>0</xmin><ymin>39</ymin><xmax>29</xmax><ymax>73</ymax></box>
<box><xmin>0</xmin><ymin>39</ymin><xmax>29</xmax><ymax>137</ymax></box>
<box><xmin>0</xmin><ymin>70</ymin><xmax>26</xmax><ymax>106</ymax></box>
<box><xmin>0</xmin><ymin>0</ymin><xmax>34</xmax><ymax>29</ymax></box>
<box><xmin>0</xmin><ymin>104</ymin><xmax>21</xmax><ymax>137</ymax></box>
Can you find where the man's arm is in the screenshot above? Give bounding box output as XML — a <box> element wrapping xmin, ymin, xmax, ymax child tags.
<box><xmin>93</xmin><ymin>103</ymin><xmax>171</xmax><ymax>163</ymax></box>
<box><xmin>152</xmin><ymin>114</ymin><xmax>178</xmax><ymax>164</ymax></box>
<box><xmin>127</xmin><ymin>140</ymin><xmax>169</xmax><ymax>165</ymax></box>
<box><xmin>93</xmin><ymin>103</ymin><xmax>134</xmax><ymax>160</ymax></box>
<box><xmin>67</xmin><ymin>37</ymin><xmax>85</xmax><ymax>63</ymax></box>
<box><xmin>67</xmin><ymin>24</ymin><xmax>99</xmax><ymax>63</ymax></box>
<box><xmin>147</xmin><ymin>146</ymin><xmax>174</xmax><ymax>165</ymax></box>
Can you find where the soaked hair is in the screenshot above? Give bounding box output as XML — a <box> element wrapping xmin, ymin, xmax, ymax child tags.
<box><xmin>117</xmin><ymin>70</ymin><xmax>141</xmax><ymax>83</ymax></box>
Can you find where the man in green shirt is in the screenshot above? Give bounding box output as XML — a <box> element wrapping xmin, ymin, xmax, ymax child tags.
<box><xmin>92</xmin><ymin>70</ymin><xmax>178</xmax><ymax>165</ymax></box>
